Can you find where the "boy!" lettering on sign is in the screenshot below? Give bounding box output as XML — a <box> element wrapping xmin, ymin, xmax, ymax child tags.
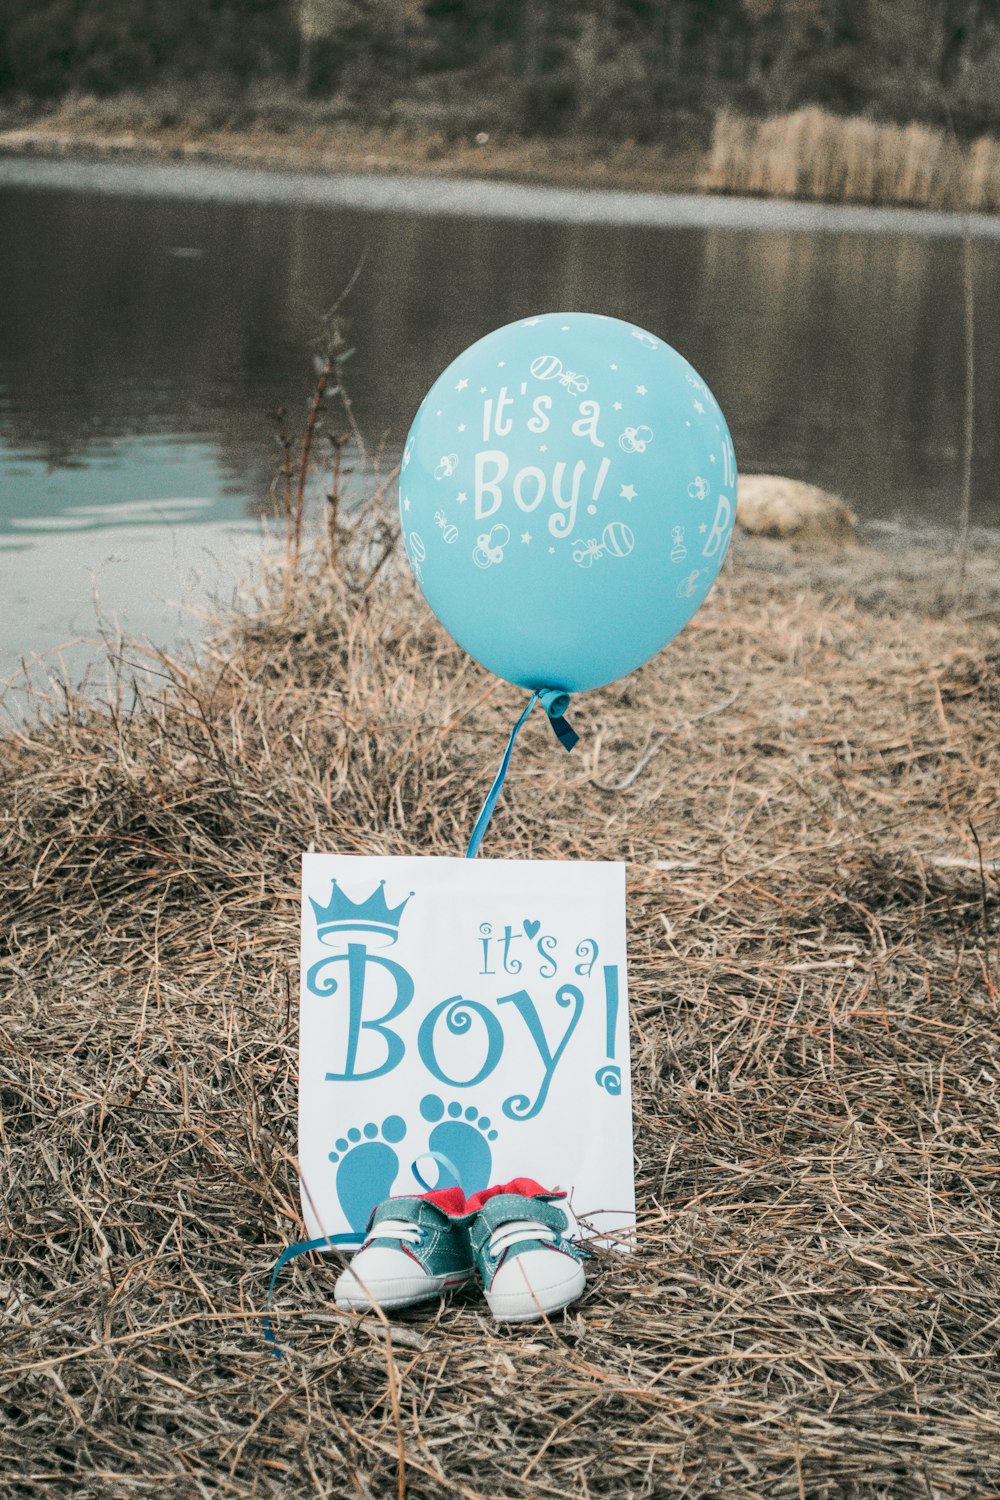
<box><xmin>307</xmin><ymin>919</ymin><xmax>622</xmax><ymax>1117</ymax></box>
<box><xmin>299</xmin><ymin>855</ymin><xmax>634</xmax><ymax>1244</ymax></box>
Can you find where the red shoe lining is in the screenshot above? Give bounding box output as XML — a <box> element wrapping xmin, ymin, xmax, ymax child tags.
<box><xmin>464</xmin><ymin>1177</ymin><xmax>555</xmax><ymax>1214</ymax></box>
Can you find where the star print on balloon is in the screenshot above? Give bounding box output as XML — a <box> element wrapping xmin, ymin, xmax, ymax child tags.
<box><xmin>398</xmin><ymin>312</ymin><xmax>737</xmax><ymax>695</ymax></box>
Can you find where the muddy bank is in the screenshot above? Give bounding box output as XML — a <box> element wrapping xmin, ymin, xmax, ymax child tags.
<box><xmin>0</xmin><ymin>113</ymin><xmax>704</xmax><ymax>196</ymax></box>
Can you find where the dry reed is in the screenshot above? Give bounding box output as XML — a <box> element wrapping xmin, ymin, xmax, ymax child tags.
<box><xmin>2</xmin><ymin>501</ymin><xmax>1000</xmax><ymax>1496</ymax></box>
<box><xmin>705</xmin><ymin>107</ymin><xmax>1000</xmax><ymax>213</ymax></box>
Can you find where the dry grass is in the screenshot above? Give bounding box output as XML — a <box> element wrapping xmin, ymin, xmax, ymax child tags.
<box><xmin>705</xmin><ymin>107</ymin><xmax>1000</xmax><ymax>212</ymax></box>
<box><xmin>2</xmin><ymin>501</ymin><xmax>1000</xmax><ymax>1497</ymax></box>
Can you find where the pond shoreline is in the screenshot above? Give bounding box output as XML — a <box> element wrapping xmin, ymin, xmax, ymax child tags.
<box><xmin>2</xmin><ymin>115</ymin><xmax>998</xmax><ymax>223</ymax></box>
<box><xmin>0</xmin><ymin>118</ymin><xmax>704</xmax><ymax>197</ymax></box>
<box><xmin>3</xmin><ymin>140</ymin><xmax>1000</xmax><ymax>240</ymax></box>
<box><xmin>4</xmin><ymin>530</ymin><xmax>999</xmax><ymax>718</ymax></box>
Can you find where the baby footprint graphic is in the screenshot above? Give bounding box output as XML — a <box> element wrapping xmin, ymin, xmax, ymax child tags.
<box><xmin>328</xmin><ymin>1115</ymin><xmax>406</xmax><ymax>1233</ymax></box>
<box><xmin>419</xmin><ymin>1094</ymin><xmax>498</xmax><ymax>1194</ymax></box>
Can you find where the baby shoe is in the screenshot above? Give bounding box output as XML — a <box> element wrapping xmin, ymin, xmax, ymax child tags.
<box><xmin>335</xmin><ymin>1187</ymin><xmax>472</xmax><ymax>1312</ymax></box>
<box><xmin>465</xmin><ymin>1178</ymin><xmax>586</xmax><ymax>1323</ymax></box>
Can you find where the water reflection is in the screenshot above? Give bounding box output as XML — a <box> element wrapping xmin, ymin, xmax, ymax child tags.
<box><xmin>0</xmin><ymin>161</ymin><xmax>997</xmax><ymax>679</ymax></box>
<box><xmin>0</xmin><ymin>437</ymin><xmax>247</xmax><ymax>536</ymax></box>
<box><xmin>2</xmin><ymin>176</ymin><xmax>996</xmax><ymax>530</ymax></box>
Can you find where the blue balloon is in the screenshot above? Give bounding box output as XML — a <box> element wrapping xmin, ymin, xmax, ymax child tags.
<box><xmin>399</xmin><ymin>313</ymin><xmax>737</xmax><ymax>695</ymax></box>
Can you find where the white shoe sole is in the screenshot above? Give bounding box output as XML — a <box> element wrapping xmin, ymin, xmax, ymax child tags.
<box><xmin>335</xmin><ymin>1271</ymin><xmax>472</xmax><ymax>1313</ymax></box>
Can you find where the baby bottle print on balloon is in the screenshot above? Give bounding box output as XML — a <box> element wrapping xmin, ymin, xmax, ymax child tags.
<box><xmin>670</xmin><ymin>526</ymin><xmax>687</xmax><ymax>563</ymax></box>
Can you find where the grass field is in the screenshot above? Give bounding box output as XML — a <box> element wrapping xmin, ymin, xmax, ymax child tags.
<box><xmin>2</xmin><ymin>500</ymin><xmax>999</xmax><ymax>1496</ymax></box>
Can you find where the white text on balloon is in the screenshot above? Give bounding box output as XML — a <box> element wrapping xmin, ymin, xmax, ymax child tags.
<box><xmin>474</xmin><ymin>451</ymin><xmax>612</xmax><ymax>538</ymax></box>
<box><xmin>571</xmin><ymin>401</ymin><xmax>605</xmax><ymax>447</ymax></box>
<box><xmin>700</xmin><ymin>493</ymin><xmax>733</xmax><ymax>558</ymax></box>
<box><xmin>481</xmin><ymin>386</ymin><xmax>605</xmax><ymax>444</ymax></box>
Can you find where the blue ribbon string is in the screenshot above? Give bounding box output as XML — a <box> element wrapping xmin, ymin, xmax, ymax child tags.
<box><xmin>465</xmin><ymin>689</ymin><xmax>578</xmax><ymax>859</ymax></box>
<box><xmin>410</xmin><ymin>1150</ymin><xmax>463</xmax><ymax>1193</ymax></box>
<box><xmin>538</xmin><ymin>689</ymin><xmax>579</xmax><ymax>754</ymax></box>
<box><xmin>263</xmin><ymin>1154</ymin><xmax>462</xmax><ymax>1355</ymax></box>
<box><xmin>263</xmin><ymin>1230</ymin><xmax>361</xmax><ymax>1358</ymax></box>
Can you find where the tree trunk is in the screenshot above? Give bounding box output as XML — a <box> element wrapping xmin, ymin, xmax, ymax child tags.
<box><xmin>659</xmin><ymin>1</ymin><xmax>686</xmax><ymax>85</ymax></box>
<box><xmin>297</xmin><ymin>29</ymin><xmax>313</xmax><ymax>94</ymax></box>
<box><xmin>520</xmin><ymin>0</ymin><xmax>548</xmax><ymax>81</ymax></box>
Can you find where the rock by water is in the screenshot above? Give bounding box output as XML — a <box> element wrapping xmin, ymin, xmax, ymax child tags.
<box><xmin>737</xmin><ymin>474</ymin><xmax>857</xmax><ymax>542</ymax></box>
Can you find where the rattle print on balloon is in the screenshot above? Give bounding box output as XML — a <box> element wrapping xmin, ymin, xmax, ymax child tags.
<box><xmin>530</xmin><ymin>354</ymin><xmax>590</xmax><ymax>396</ymax></box>
<box><xmin>572</xmin><ymin>538</ymin><xmax>604</xmax><ymax>568</ymax></box>
<box><xmin>572</xmin><ymin>522</ymin><xmax>635</xmax><ymax>569</ymax></box>
<box><xmin>399</xmin><ymin>311</ymin><xmax>737</xmax><ymax>695</ymax></box>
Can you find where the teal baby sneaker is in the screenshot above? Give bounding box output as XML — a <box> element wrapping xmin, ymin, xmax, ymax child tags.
<box><xmin>335</xmin><ymin>1187</ymin><xmax>473</xmax><ymax>1312</ymax></box>
<box><xmin>465</xmin><ymin>1178</ymin><xmax>587</xmax><ymax>1323</ymax></box>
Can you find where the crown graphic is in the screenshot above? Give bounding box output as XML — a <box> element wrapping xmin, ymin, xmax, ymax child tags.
<box><xmin>310</xmin><ymin>879</ymin><xmax>412</xmax><ymax>946</ymax></box>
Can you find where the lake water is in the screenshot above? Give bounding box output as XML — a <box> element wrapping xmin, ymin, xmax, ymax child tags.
<box><xmin>1</xmin><ymin>155</ymin><xmax>998</xmax><ymax>695</ymax></box>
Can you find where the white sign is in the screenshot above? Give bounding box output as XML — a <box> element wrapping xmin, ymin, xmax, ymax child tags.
<box><xmin>299</xmin><ymin>854</ymin><xmax>634</xmax><ymax>1247</ymax></box>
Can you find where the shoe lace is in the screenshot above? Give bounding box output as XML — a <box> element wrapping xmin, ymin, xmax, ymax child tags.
<box><xmin>488</xmin><ymin>1217</ymin><xmax>563</xmax><ymax>1258</ymax></box>
<box><xmin>371</xmin><ymin>1218</ymin><xmax>422</xmax><ymax>1245</ymax></box>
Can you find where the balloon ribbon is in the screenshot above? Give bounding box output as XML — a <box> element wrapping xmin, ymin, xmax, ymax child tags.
<box><xmin>263</xmin><ymin>1152</ymin><xmax>461</xmax><ymax>1355</ymax></box>
<box><xmin>466</xmin><ymin>689</ymin><xmax>578</xmax><ymax>859</ymax></box>
<box><xmin>263</xmin><ymin>1230</ymin><xmax>361</xmax><ymax>1357</ymax></box>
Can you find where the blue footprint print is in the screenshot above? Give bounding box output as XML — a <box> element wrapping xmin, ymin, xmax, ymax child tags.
<box><xmin>419</xmin><ymin>1094</ymin><xmax>498</xmax><ymax>1195</ymax></box>
<box><xmin>328</xmin><ymin>1115</ymin><xmax>407</xmax><ymax>1232</ymax></box>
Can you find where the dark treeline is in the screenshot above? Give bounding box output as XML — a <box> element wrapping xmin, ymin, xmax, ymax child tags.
<box><xmin>2</xmin><ymin>0</ymin><xmax>999</xmax><ymax>138</ymax></box>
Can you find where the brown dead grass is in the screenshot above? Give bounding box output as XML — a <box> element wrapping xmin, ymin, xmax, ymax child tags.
<box><xmin>2</xmin><ymin>500</ymin><xmax>1000</xmax><ymax>1497</ymax></box>
<box><xmin>705</xmin><ymin>108</ymin><xmax>1000</xmax><ymax>212</ymax></box>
